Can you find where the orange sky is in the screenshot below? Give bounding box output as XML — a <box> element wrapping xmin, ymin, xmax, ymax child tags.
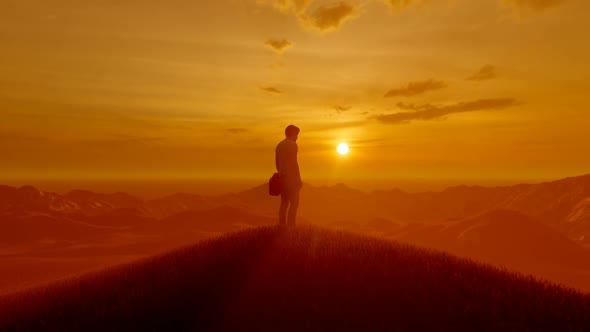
<box><xmin>1</xmin><ymin>0</ymin><xmax>589</xmax><ymax>188</ymax></box>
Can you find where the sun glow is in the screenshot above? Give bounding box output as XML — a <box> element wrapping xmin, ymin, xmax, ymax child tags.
<box><xmin>337</xmin><ymin>143</ymin><xmax>349</xmax><ymax>155</ymax></box>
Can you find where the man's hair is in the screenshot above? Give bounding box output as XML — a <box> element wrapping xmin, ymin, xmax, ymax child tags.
<box><xmin>285</xmin><ymin>125</ymin><xmax>300</xmax><ymax>137</ymax></box>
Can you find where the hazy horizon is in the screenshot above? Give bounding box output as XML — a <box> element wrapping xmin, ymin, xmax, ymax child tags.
<box><xmin>1</xmin><ymin>173</ymin><xmax>584</xmax><ymax>198</ymax></box>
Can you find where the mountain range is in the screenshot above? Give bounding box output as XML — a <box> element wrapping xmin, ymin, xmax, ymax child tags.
<box><xmin>2</xmin><ymin>174</ymin><xmax>590</xmax><ymax>238</ymax></box>
<box><xmin>1</xmin><ymin>174</ymin><xmax>590</xmax><ymax>292</ymax></box>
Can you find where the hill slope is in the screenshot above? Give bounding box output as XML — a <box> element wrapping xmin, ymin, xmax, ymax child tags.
<box><xmin>1</xmin><ymin>226</ymin><xmax>590</xmax><ymax>331</ymax></box>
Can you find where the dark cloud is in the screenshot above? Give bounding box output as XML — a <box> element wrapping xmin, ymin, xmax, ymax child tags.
<box><xmin>467</xmin><ymin>65</ymin><xmax>497</xmax><ymax>81</ymax></box>
<box><xmin>302</xmin><ymin>2</ymin><xmax>358</xmax><ymax>32</ymax></box>
<box><xmin>227</xmin><ymin>128</ymin><xmax>248</xmax><ymax>134</ymax></box>
<box><xmin>265</xmin><ymin>38</ymin><xmax>293</xmax><ymax>53</ymax></box>
<box><xmin>258</xmin><ymin>0</ymin><xmax>563</xmax><ymax>38</ymax></box>
<box><xmin>260</xmin><ymin>86</ymin><xmax>283</xmax><ymax>94</ymax></box>
<box><xmin>384</xmin><ymin>79</ymin><xmax>447</xmax><ymax>98</ymax></box>
<box><xmin>506</xmin><ymin>0</ymin><xmax>567</xmax><ymax>11</ymax></box>
<box><xmin>375</xmin><ymin>98</ymin><xmax>519</xmax><ymax>124</ymax></box>
<box><xmin>334</xmin><ymin>105</ymin><xmax>352</xmax><ymax>113</ymax></box>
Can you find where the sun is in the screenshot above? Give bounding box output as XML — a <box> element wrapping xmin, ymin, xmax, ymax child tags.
<box><xmin>337</xmin><ymin>142</ymin><xmax>349</xmax><ymax>155</ymax></box>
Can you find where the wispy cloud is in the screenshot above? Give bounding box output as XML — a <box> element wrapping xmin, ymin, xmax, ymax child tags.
<box><xmin>258</xmin><ymin>0</ymin><xmax>313</xmax><ymax>13</ymax></box>
<box><xmin>467</xmin><ymin>65</ymin><xmax>497</xmax><ymax>81</ymax></box>
<box><xmin>384</xmin><ymin>0</ymin><xmax>566</xmax><ymax>13</ymax></box>
<box><xmin>82</xmin><ymin>135</ymin><xmax>165</xmax><ymax>147</ymax></box>
<box><xmin>265</xmin><ymin>38</ymin><xmax>293</xmax><ymax>53</ymax></box>
<box><xmin>306</xmin><ymin>120</ymin><xmax>366</xmax><ymax>132</ymax></box>
<box><xmin>384</xmin><ymin>79</ymin><xmax>447</xmax><ymax>98</ymax></box>
<box><xmin>257</xmin><ymin>0</ymin><xmax>561</xmax><ymax>38</ymax></box>
<box><xmin>381</xmin><ymin>0</ymin><xmax>423</xmax><ymax>12</ymax></box>
<box><xmin>258</xmin><ymin>1</ymin><xmax>411</xmax><ymax>33</ymax></box>
<box><xmin>301</xmin><ymin>2</ymin><xmax>359</xmax><ymax>32</ymax></box>
<box><xmin>375</xmin><ymin>98</ymin><xmax>519</xmax><ymax>124</ymax></box>
<box><xmin>504</xmin><ymin>0</ymin><xmax>567</xmax><ymax>11</ymax></box>
<box><xmin>227</xmin><ymin>128</ymin><xmax>249</xmax><ymax>134</ymax></box>
<box><xmin>0</xmin><ymin>131</ymin><xmax>44</xmax><ymax>143</ymax></box>
<box><xmin>260</xmin><ymin>86</ymin><xmax>284</xmax><ymax>94</ymax></box>
<box><xmin>334</xmin><ymin>105</ymin><xmax>352</xmax><ymax>113</ymax></box>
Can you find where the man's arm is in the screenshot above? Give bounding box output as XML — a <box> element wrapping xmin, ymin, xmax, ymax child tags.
<box><xmin>288</xmin><ymin>144</ymin><xmax>302</xmax><ymax>187</ymax></box>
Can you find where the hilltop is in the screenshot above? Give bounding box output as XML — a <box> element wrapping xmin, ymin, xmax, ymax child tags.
<box><xmin>1</xmin><ymin>226</ymin><xmax>589</xmax><ymax>331</ymax></box>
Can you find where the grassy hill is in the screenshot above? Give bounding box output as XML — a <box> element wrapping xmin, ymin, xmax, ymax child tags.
<box><xmin>1</xmin><ymin>226</ymin><xmax>589</xmax><ymax>331</ymax></box>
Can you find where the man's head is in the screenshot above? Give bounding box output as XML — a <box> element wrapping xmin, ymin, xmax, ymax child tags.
<box><xmin>285</xmin><ymin>125</ymin><xmax>300</xmax><ymax>141</ymax></box>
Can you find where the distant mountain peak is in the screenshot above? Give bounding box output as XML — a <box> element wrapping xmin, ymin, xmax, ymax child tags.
<box><xmin>17</xmin><ymin>185</ymin><xmax>44</xmax><ymax>198</ymax></box>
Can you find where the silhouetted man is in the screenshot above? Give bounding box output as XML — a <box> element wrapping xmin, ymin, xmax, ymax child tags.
<box><xmin>276</xmin><ymin>125</ymin><xmax>302</xmax><ymax>226</ymax></box>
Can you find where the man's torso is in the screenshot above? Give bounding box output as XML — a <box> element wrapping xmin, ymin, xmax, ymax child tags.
<box><xmin>275</xmin><ymin>139</ymin><xmax>300</xmax><ymax>185</ymax></box>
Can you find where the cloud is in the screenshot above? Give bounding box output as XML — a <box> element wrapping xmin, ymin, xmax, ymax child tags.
<box><xmin>258</xmin><ymin>0</ymin><xmax>313</xmax><ymax>13</ymax></box>
<box><xmin>306</xmin><ymin>120</ymin><xmax>366</xmax><ymax>132</ymax></box>
<box><xmin>467</xmin><ymin>65</ymin><xmax>497</xmax><ymax>81</ymax></box>
<box><xmin>227</xmin><ymin>128</ymin><xmax>249</xmax><ymax>134</ymax></box>
<box><xmin>375</xmin><ymin>98</ymin><xmax>519</xmax><ymax>124</ymax></box>
<box><xmin>82</xmin><ymin>135</ymin><xmax>164</xmax><ymax>147</ymax></box>
<box><xmin>265</xmin><ymin>38</ymin><xmax>293</xmax><ymax>53</ymax></box>
<box><xmin>258</xmin><ymin>0</ymin><xmax>559</xmax><ymax>38</ymax></box>
<box><xmin>0</xmin><ymin>131</ymin><xmax>44</xmax><ymax>143</ymax></box>
<box><xmin>260</xmin><ymin>86</ymin><xmax>284</xmax><ymax>94</ymax></box>
<box><xmin>384</xmin><ymin>0</ymin><xmax>565</xmax><ymax>13</ymax></box>
<box><xmin>301</xmin><ymin>2</ymin><xmax>359</xmax><ymax>32</ymax></box>
<box><xmin>384</xmin><ymin>79</ymin><xmax>447</xmax><ymax>98</ymax></box>
<box><xmin>504</xmin><ymin>0</ymin><xmax>567</xmax><ymax>11</ymax></box>
<box><xmin>334</xmin><ymin>105</ymin><xmax>352</xmax><ymax>113</ymax></box>
<box><xmin>382</xmin><ymin>0</ymin><xmax>422</xmax><ymax>11</ymax></box>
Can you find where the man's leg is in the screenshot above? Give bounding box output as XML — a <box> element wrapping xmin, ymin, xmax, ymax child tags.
<box><xmin>279</xmin><ymin>191</ymin><xmax>289</xmax><ymax>226</ymax></box>
<box><xmin>287</xmin><ymin>188</ymin><xmax>300</xmax><ymax>226</ymax></box>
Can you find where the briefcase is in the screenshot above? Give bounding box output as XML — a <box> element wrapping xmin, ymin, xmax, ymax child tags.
<box><xmin>269</xmin><ymin>173</ymin><xmax>281</xmax><ymax>196</ymax></box>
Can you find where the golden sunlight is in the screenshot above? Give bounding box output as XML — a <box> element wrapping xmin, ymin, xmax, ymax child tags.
<box><xmin>337</xmin><ymin>143</ymin><xmax>349</xmax><ymax>155</ymax></box>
